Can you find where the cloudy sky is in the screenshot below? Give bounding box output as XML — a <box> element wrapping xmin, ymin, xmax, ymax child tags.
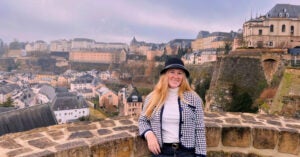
<box><xmin>1</xmin><ymin>0</ymin><xmax>300</xmax><ymax>44</ymax></box>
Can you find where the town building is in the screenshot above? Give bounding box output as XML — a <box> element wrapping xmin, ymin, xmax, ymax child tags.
<box><xmin>71</xmin><ymin>38</ymin><xmax>95</xmax><ymax>50</ymax></box>
<box><xmin>192</xmin><ymin>31</ymin><xmax>237</xmax><ymax>51</ymax></box>
<box><xmin>25</xmin><ymin>40</ymin><xmax>49</xmax><ymax>53</ymax></box>
<box><xmin>69</xmin><ymin>49</ymin><xmax>127</xmax><ymax>64</ymax></box>
<box><xmin>119</xmin><ymin>85</ymin><xmax>143</xmax><ymax>117</ymax></box>
<box><xmin>97</xmin><ymin>87</ymin><xmax>119</xmax><ymax>109</ymax></box>
<box><xmin>165</xmin><ymin>39</ymin><xmax>194</xmax><ymax>55</ymax></box>
<box><xmin>50</xmin><ymin>39</ymin><xmax>71</xmax><ymax>52</ymax></box>
<box><xmin>0</xmin><ymin>84</ymin><xmax>20</xmax><ymax>103</ymax></box>
<box><xmin>51</xmin><ymin>90</ymin><xmax>89</xmax><ymax>124</ymax></box>
<box><xmin>243</xmin><ymin>4</ymin><xmax>300</xmax><ymax>48</ymax></box>
<box><xmin>129</xmin><ymin>37</ymin><xmax>165</xmax><ymax>56</ymax></box>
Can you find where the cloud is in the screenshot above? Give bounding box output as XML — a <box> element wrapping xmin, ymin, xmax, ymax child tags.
<box><xmin>1</xmin><ymin>0</ymin><xmax>300</xmax><ymax>43</ymax></box>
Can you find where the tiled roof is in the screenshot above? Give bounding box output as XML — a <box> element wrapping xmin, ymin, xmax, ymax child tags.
<box><xmin>266</xmin><ymin>4</ymin><xmax>300</xmax><ymax>18</ymax></box>
<box><xmin>52</xmin><ymin>93</ymin><xmax>88</xmax><ymax>111</ymax></box>
<box><xmin>0</xmin><ymin>104</ymin><xmax>57</xmax><ymax>136</ymax></box>
<box><xmin>0</xmin><ymin>84</ymin><xmax>19</xmax><ymax>95</ymax></box>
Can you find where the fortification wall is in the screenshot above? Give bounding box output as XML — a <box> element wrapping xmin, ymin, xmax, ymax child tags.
<box><xmin>0</xmin><ymin>112</ymin><xmax>299</xmax><ymax>157</ymax></box>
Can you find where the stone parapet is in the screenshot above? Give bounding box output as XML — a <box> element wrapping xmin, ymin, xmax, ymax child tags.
<box><xmin>0</xmin><ymin>112</ymin><xmax>299</xmax><ymax>157</ymax></box>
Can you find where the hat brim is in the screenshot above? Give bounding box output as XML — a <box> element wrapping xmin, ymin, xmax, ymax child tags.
<box><xmin>160</xmin><ymin>65</ymin><xmax>190</xmax><ymax>78</ymax></box>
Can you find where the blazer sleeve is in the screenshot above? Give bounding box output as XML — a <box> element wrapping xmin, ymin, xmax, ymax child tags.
<box><xmin>193</xmin><ymin>92</ymin><xmax>207</xmax><ymax>155</ymax></box>
<box><xmin>138</xmin><ymin>94</ymin><xmax>153</xmax><ymax>138</ymax></box>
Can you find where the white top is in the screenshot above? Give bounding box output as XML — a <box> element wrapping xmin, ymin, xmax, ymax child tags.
<box><xmin>162</xmin><ymin>87</ymin><xmax>180</xmax><ymax>143</ymax></box>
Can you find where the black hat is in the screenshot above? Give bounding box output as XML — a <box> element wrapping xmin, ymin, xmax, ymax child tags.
<box><xmin>160</xmin><ymin>57</ymin><xmax>190</xmax><ymax>77</ymax></box>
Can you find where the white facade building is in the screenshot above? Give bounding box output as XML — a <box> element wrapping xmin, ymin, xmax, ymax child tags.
<box><xmin>71</xmin><ymin>38</ymin><xmax>95</xmax><ymax>50</ymax></box>
<box><xmin>243</xmin><ymin>4</ymin><xmax>300</xmax><ymax>48</ymax></box>
<box><xmin>25</xmin><ymin>40</ymin><xmax>49</xmax><ymax>52</ymax></box>
<box><xmin>50</xmin><ymin>39</ymin><xmax>71</xmax><ymax>52</ymax></box>
<box><xmin>52</xmin><ymin>92</ymin><xmax>89</xmax><ymax>124</ymax></box>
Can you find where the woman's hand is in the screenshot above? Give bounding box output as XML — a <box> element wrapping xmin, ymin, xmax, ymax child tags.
<box><xmin>145</xmin><ymin>131</ymin><xmax>161</xmax><ymax>155</ymax></box>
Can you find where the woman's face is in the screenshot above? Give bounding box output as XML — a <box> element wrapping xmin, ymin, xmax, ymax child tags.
<box><xmin>167</xmin><ymin>68</ymin><xmax>184</xmax><ymax>88</ymax></box>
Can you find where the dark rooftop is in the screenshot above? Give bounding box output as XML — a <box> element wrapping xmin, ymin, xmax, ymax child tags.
<box><xmin>0</xmin><ymin>104</ymin><xmax>57</xmax><ymax>136</ymax></box>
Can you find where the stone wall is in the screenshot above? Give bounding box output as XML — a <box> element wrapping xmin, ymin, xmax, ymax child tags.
<box><xmin>206</xmin><ymin>52</ymin><xmax>286</xmax><ymax>112</ymax></box>
<box><xmin>0</xmin><ymin>113</ymin><xmax>299</xmax><ymax>157</ymax></box>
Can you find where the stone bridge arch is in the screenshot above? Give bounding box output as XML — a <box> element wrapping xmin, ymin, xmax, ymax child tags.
<box><xmin>261</xmin><ymin>54</ymin><xmax>281</xmax><ymax>85</ymax></box>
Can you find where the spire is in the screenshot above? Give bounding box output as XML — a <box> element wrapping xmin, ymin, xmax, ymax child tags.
<box><xmin>130</xmin><ymin>36</ymin><xmax>137</xmax><ymax>46</ymax></box>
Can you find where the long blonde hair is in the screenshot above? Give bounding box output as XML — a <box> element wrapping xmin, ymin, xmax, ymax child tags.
<box><xmin>145</xmin><ymin>72</ymin><xmax>193</xmax><ymax>118</ymax></box>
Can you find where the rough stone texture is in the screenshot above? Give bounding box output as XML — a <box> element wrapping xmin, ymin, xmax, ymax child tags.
<box><xmin>67</xmin><ymin>124</ymin><xmax>97</xmax><ymax>132</ymax></box>
<box><xmin>0</xmin><ymin>114</ymin><xmax>298</xmax><ymax>157</ymax></box>
<box><xmin>222</xmin><ymin>127</ymin><xmax>251</xmax><ymax>147</ymax></box>
<box><xmin>278</xmin><ymin>131</ymin><xmax>300</xmax><ymax>155</ymax></box>
<box><xmin>0</xmin><ymin>139</ymin><xmax>22</xmax><ymax>149</ymax></box>
<box><xmin>21</xmin><ymin>150</ymin><xmax>54</xmax><ymax>157</ymax></box>
<box><xmin>252</xmin><ymin>127</ymin><xmax>279</xmax><ymax>149</ymax></box>
<box><xmin>7</xmin><ymin>148</ymin><xmax>32</xmax><ymax>157</ymax></box>
<box><xmin>97</xmin><ymin>129</ymin><xmax>112</xmax><ymax>135</ymax></box>
<box><xmin>55</xmin><ymin>141</ymin><xmax>89</xmax><ymax>157</ymax></box>
<box><xmin>99</xmin><ymin>120</ymin><xmax>116</xmax><ymax>128</ymax></box>
<box><xmin>206</xmin><ymin>127</ymin><xmax>221</xmax><ymax>147</ymax></box>
<box><xmin>47</xmin><ymin>130</ymin><xmax>64</xmax><ymax>140</ymax></box>
<box><xmin>20</xmin><ymin>133</ymin><xmax>44</xmax><ymax>140</ymax></box>
<box><xmin>28</xmin><ymin>137</ymin><xmax>57</xmax><ymax>149</ymax></box>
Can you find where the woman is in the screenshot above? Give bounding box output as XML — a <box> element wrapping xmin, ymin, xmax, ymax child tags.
<box><xmin>139</xmin><ymin>57</ymin><xmax>206</xmax><ymax>157</ymax></box>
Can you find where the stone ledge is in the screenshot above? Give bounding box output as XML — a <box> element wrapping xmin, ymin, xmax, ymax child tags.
<box><xmin>0</xmin><ymin>113</ymin><xmax>298</xmax><ymax>157</ymax></box>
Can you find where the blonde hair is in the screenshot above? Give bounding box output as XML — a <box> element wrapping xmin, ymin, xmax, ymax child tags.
<box><xmin>144</xmin><ymin>72</ymin><xmax>193</xmax><ymax>118</ymax></box>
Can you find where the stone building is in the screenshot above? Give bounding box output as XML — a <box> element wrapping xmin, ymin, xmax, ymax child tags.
<box><xmin>50</xmin><ymin>39</ymin><xmax>71</xmax><ymax>52</ymax></box>
<box><xmin>243</xmin><ymin>4</ymin><xmax>300</xmax><ymax>48</ymax></box>
<box><xmin>192</xmin><ymin>31</ymin><xmax>237</xmax><ymax>51</ymax></box>
<box><xmin>69</xmin><ymin>49</ymin><xmax>127</xmax><ymax>64</ymax></box>
<box><xmin>25</xmin><ymin>40</ymin><xmax>49</xmax><ymax>53</ymax></box>
<box><xmin>51</xmin><ymin>90</ymin><xmax>89</xmax><ymax>124</ymax></box>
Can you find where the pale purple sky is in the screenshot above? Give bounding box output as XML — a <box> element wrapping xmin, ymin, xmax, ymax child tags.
<box><xmin>1</xmin><ymin>0</ymin><xmax>300</xmax><ymax>44</ymax></box>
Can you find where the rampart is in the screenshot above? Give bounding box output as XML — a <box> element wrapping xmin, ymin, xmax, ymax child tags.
<box><xmin>0</xmin><ymin>112</ymin><xmax>299</xmax><ymax>157</ymax></box>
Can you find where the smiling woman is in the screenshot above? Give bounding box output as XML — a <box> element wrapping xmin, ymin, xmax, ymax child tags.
<box><xmin>138</xmin><ymin>57</ymin><xmax>206</xmax><ymax>157</ymax></box>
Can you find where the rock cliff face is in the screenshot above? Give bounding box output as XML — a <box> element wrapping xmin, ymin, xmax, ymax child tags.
<box><xmin>205</xmin><ymin>51</ymin><xmax>286</xmax><ymax>112</ymax></box>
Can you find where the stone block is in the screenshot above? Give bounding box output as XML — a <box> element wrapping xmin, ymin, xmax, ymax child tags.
<box><xmin>252</xmin><ymin>127</ymin><xmax>279</xmax><ymax>149</ymax></box>
<box><xmin>55</xmin><ymin>141</ymin><xmax>90</xmax><ymax>157</ymax></box>
<box><xmin>28</xmin><ymin>137</ymin><xmax>57</xmax><ymax>149</ymax></box>
<box><xmin>6</xmin><ymin>148</ymin><xmax>32</xmax><ymax>157</ymax></box>
<box><xmin>0</xmin><ymin>139</ymin><xmax>22</xmax><ymax>149</ymax></box>
<box><xmin>222</xmin><ymin>127</ymin><xmax>251</xmax><ymax>147</ymax></box>
<box><xmin>278</xmin><ymin>131</ymin><xmax>300</xmax><ymax>155</ymax></box>
<box><xmin>133</xmin><ymin>136</ymin><xmax>151</xmax><ymax>157</ymax></box>
<box><xmin>119</xmin><ymin>119</ymin><xmax>133</xmax><ymax>125</ymax></box>
<box><xmin>97</xmin><ymin>129</ymin><xmax>112</xmax><ymax>135</ymax></box>
<box><xmin>241</xmin><ymin>114</ymin><xmax>256</xmax><ymax>121</ymax></box>
<box><xmin>206</xmin><ymin>126</ymin><xmax>221</xmax><ymax>147</ymax></box>
<box><xmin>67</xmin><ymin>124</ymin><xmax>97</xmax><ymax>132</ymax></box>
<box><xmin>207</xmin><ymin>151</ymin><xmax>230</xmax><ymax>157</ymax></box>
<box><xmin>90</xmin><ymin>137</ymin><xmax>133</xmax><ymax>157</ymax></box>
<box><xmin>20</xmin><ymin>133</ymin><xmax>44</xmax><ymax>140</ymax></box>
<box><xmin>21</xmin><ymin>150</ymin><xmax>55</xmax><ymax>157</ymax></box>
<box><xmin>266</xmin><ymin>120</ymin><xmax>282</xmax><ymax>126</ymax></box>
<box><xmin>113</xmin><ymin>125</ymin><xmax>138</xmax><ymax>133</ymax></box>
<box><xmin>68</xmin><ymin>131</ymin><xmax>93</xmax><ymax>140</ymax></box>
<box><xmin>224</xmin><ymin>118</ymin><xmax>241</xmax><ymax>124</ymax></box>
<box><xmin>99</xmin><ymin>120</ymin><xmax>116</xmax><ymax>128</ymax></box>
<box><xmin>47</xmin><ymin>130</ymin><xmax>64</xmax><ymax>140</ymax></box>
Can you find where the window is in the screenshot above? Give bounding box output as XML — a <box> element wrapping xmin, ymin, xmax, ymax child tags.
<box><xmin>291</xmin><ymin>25</ymin><xmax>294</xmax><ymax>35</ymax></box>
<box><xmin>259</xmin><ymin>29</ymin><xmax>262</xmax><ymax>35</ymax></box>
<box><xmin>282</xmin><ymin>24</ymin><xmax>286</xmax><ymax>32</ymax></box>
<box><xmin>269</xmin><ymin>42</ymin><xmax>273</xmax><ymax>46</ymax></box>
<box><xmin>270</xmin><ymin>25</ymin><xmax>274</xmax><ymax>32</ymax></box>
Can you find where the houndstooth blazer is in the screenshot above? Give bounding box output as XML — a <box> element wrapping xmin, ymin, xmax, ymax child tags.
<box><xmin>138</xmin><ymin>91</ymin><xmax>206</xmax><ymax>156</ymax></box>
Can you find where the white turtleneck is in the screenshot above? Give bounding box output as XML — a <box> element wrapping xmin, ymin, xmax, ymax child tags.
<box><xmin>162</xmin><ymin>87</ymin><xmax>180</xmax><ymax>143</ymax></box>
